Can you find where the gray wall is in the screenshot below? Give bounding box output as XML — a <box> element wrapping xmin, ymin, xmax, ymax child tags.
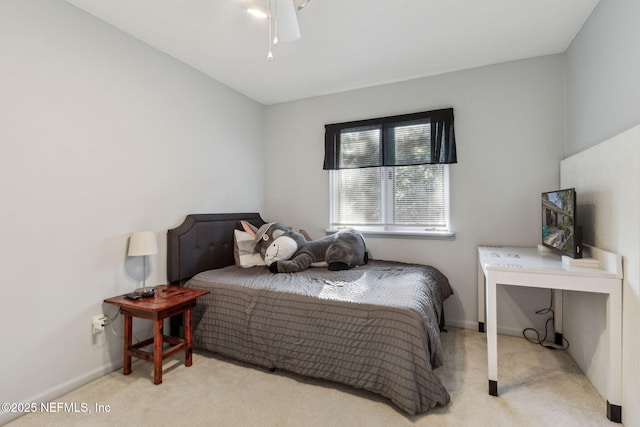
<box><xmin>0</xmin><ymin>1</ymin><xmax>264</xmax><ymax>423</ymax></box>
<box><xmin>564</xmin><ymin>1</ymin><xmax>640</xmax><ymax>424</ymax></box>
<box><xmin>265</xmin><ymin>55</ymin><xmax>566</xmax><ymax>335</ymax></box>
<box><xmin>565</xmin><ymin>0</ymin><xmax>640</xmax><ymax>156</ymax></box>
<box><xmin>561</xmin><ymin>127</ymin><xmax>640</xmax><ymax>426</ymax></box>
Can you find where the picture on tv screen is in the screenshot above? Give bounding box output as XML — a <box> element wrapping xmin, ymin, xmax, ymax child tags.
<box><xmin>542</xmin><ymin>188</ymin><xmax>580</xmax><ymax>258</ymax></box>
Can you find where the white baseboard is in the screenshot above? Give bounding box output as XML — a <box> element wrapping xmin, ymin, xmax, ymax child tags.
<box><xmin>446</xmin><ymin>319</ymin><xmax>526</xmax><ymax>337</ymax></box>
<box><xmin>445</xmin><ymin>319</ymin><xmax>477</xmax><ymax>330</ymax></box>
<box><xmin>0</xmin><ymin>361</ymin><xmax>121</xmax><ymax>425</ymax></box>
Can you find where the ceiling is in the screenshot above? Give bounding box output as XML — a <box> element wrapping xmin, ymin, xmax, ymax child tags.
<box><xmin>65</xmin><ymin>0</ymin><xmax>600</xmax><ymax>105</ymax></box>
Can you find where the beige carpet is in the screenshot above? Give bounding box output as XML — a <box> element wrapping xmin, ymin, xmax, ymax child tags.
<box><xmin>7</xmin><ymin>328</ymin><xmax>618</xmax><ymax>427</ymax></box>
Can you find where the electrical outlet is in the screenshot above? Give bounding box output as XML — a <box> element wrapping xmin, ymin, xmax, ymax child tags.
<box><xmin>92</xmin><ymin>314</ymin><xmax>108</xmax><ymax>334</ymax></box>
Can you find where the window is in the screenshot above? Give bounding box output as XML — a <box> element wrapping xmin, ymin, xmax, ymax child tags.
<box><xmin>324</xmin><ymin>109</ymin><xmax>457</xmax><ymax>234</ymax></box>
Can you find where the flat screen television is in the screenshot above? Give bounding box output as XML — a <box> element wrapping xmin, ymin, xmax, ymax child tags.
<box><xmin>541</xmin><ymin>188</ymin><xmax>582</xmax><ymax>259</ymax></box>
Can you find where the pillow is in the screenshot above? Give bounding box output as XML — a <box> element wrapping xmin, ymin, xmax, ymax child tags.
<box><xmin>233</xmin><ymin>229</ymin><xmax>265</xmax><ymax>267</ymax></box>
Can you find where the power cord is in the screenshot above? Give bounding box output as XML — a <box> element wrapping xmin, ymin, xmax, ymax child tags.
<box><xmin>101</xmin><ymin>307</ymin><xmax>147</xmax><ymax>344</ymax></box>
<box><xmin>102</xmin><ymin>309</ymin><xmax>119</xmax><ymax>328</ymax></box>
<box><xmin>522</xmin><ymin>289</ymin><xmax>570</xmax><ymax>350</ymax></box>
<box><xmin>102</xmin><ymin>286</ymin><xmax>181</xmax><ymax>342</ymax></box>
<box><xmin>154</xmin><ymin>284</ymin><xmax>172</xmax><ymax>298</ymax></box>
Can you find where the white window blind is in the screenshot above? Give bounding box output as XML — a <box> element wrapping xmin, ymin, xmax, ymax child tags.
<box><xmin>330</xmin><ymin>164</ymin><xmax>449</xmax><ymax>231</ymax></box>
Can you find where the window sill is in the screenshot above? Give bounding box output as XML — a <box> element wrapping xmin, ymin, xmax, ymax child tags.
<box><xmin>326</xmin><ymin>228</ymin><xmax>455</xmax><ymax>239</ymax></box>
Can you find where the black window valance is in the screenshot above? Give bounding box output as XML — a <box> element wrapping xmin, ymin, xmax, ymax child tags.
<box><xmin>323</xmin><ymin>108</ymin><xmax>457</xmax><ymax>170</ymax></box>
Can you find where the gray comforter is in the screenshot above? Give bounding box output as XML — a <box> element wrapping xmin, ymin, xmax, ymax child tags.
<box><xmin>186</xmin><ymin>259</ymin><xmax>453</xmax><ymax>415</ymax></box>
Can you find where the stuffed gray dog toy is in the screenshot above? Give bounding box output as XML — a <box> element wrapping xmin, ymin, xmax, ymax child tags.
<box><xmin>245</xmin><ymin>222</ymin><xmax>368</xmax><ymax>273</ymax></box>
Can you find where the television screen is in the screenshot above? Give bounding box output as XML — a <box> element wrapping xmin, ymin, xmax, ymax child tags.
<box><xmin>541</xmin><ymin>188</ymin><xmax>582</xmax><ymax>259</ymax></box>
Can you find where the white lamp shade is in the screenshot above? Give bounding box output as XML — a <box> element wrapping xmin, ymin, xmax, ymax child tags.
<box><xmin>128</xmin><ymin>231</ymin><xmax>158</xmax><ymax>256</ymax></box>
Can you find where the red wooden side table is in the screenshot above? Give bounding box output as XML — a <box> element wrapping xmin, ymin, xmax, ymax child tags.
<box><xmin>104</xmin><ymin>286</ymin><xmax>209</xmax><ymax>384</ymax></box>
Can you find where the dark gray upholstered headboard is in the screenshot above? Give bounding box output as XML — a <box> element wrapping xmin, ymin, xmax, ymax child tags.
<box><xmin>167</xmin><ymin>213</ymin><xmax>265</xmax><ymax>285</ymax></box>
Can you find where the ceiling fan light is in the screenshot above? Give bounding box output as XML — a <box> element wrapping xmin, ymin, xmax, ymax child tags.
<box><xmin>248</xmin><ymin>6</ymin><xmax>268</xmax><ymax>19</ymax></box>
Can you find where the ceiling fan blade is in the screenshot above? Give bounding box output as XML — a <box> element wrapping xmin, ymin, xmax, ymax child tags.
<box><xmin>297</xmin><ymin>0</ymin><xmax>312</xmax><ymax>11</ymax></box>
<box><xmin>275</xmin><ymin>0</ymin><xmax>300</xmax><ymax>42</ymax></box>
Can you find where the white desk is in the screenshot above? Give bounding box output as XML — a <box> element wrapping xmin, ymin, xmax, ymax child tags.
<box><xmin>477</xmin><ymin>245</ymin><xmax>623</xmax><ymax>423</ymax></box>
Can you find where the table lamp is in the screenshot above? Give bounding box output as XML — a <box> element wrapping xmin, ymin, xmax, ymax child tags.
<box><xmin>128</xmin><ymin>231</ymin><xmax>158</xmax><ymax>297</ymax></box>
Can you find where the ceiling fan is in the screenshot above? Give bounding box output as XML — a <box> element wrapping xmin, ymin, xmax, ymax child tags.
<box><xmin>248</xmin><ymin>0</ymin><xmax>312</xmax><ymax>58</ymax></box>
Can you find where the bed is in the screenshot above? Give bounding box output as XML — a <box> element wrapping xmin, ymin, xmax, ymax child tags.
<box><xmin>167</xmin><ymin>213</ymin><xmax>453</xmax><ymax>415</ymax></box>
